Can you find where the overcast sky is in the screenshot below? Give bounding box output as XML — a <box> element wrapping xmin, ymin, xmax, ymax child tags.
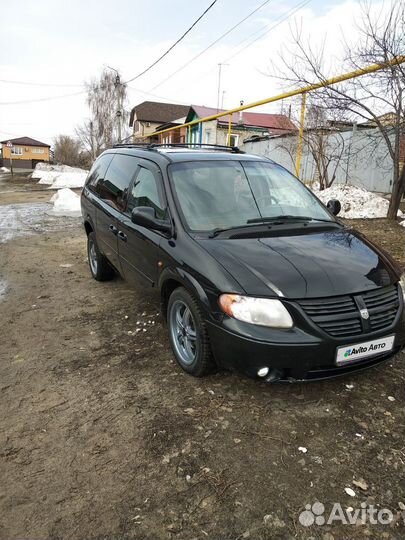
<box><xmin>0</xmin><ymin>0</ymin><xmax>384</xmax><ymax>144</ymax></box>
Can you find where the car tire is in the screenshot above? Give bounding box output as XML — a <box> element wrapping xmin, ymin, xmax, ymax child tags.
<box><xmin>167</xmin><ymin>287</ymin><xmax>215</xmax><ymax>377</ymax></box>
<box><xmin>87</xmin><ymin>232</ymin><xmax>114</xmax><ymax>281</ymax></box>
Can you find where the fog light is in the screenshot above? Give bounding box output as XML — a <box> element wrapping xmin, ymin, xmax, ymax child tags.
<box><xmin>257</xmin><ymin>367</ymin><xmax>269</xmax><ymax>377</ymax></box>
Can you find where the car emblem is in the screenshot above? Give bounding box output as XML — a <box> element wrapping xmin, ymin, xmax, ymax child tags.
<box><xmin>360</xmin><ymin>308</ymin><xmax>369</xmax><ymax>320</ymax></box>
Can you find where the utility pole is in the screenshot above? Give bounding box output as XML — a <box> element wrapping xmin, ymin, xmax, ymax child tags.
<box><xmin>216</xmin><ymin>63</ymin><xmax>229</xmax><ymax>112</ymax></box>
<box><xmin>221</xmin><ymin>90</ymin><xmax>226</xmax><ymax>109</ymax></box>
<box><xmin>114</xmin><ymin>73</ymin><xmax>122</xmax><ymax>143</ymax></box>
<box><xmin>106</xmin><ymin>66</ymin><xmax>123</xmax><ymax>143</ymax></box>
<box><xmin>6</xmin><ymin>141</ymin><xmax>13</xmax><ymax>177</ymax></box>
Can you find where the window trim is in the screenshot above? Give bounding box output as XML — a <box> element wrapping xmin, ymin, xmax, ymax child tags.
<box><xmin>11</xmin><ymin>146</ymin><xmax>23</xmax><ymax>155</ymax></box>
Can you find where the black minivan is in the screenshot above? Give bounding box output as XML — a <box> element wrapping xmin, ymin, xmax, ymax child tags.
<box><xmin>81</xmin><ymin>144</ymin><xmax>405</xmax><ymax>381</ymax></box>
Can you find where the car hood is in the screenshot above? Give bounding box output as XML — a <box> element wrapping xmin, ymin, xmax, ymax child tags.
<box><xmin>197</xmin><ymin>227</ymin><xmax>399</xmax><ymax>299</ymax></box>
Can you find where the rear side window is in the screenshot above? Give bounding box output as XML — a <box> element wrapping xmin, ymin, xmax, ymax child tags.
<box><xmin>96</xmin><ymin>154</ymin><xmax>139</xmax><ymax>211</ymax></box>
<box><xmin>86</xmin><ymin>153</ymin><xmax>113</xmax><ymax>190</ymax></box>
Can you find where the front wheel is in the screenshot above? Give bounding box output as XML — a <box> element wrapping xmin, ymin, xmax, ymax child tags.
<box><xmin>167</xmin><ymin>287</ymin><xmax>214</xmax><ymax>377</ymax></box>
<box><xmin>87</xmin><ymin>232</ymin><xmax>114</xmax><ymax>281</ymax></box>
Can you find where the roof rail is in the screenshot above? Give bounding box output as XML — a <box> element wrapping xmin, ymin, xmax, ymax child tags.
<box><xmin>112</xmin><ymin>142</ymin><xmax>245</xmax><ymax>153</ymax></box>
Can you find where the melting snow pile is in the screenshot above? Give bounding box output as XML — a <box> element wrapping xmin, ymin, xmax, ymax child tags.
<box><xmin>48</xmin><ymin>188</ymin><xmax>81</xmax><ymax>217</ymax></box>
<box><xmin>0</xmin><ymin>166</ymin><xmax>10</xmax><ymax>173</ymax></box>
<box><xmin>32</xmin><ymin>163</ymin><xmax>88</xmax><ymax>189</ymax></box>
<box><xmin>311</xmin><ymin>184</ymin><xmax>404</xmax><ymax>219</ymax></box>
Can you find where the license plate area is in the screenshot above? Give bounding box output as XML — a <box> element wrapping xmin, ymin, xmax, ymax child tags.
<box><xmin>336</xmin><ymin>335</ymin><xmax>395</xmax><ymax>365</ymax></box>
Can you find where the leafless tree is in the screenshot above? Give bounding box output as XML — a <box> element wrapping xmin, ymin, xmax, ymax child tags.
<box><xmin>75</xmin><ymin>120</ymin><xmax>104</xmax><ymax>166</ymax></box>
<box><xmin>303</xmin><ymin>104</ymin><xmax>347</xmax><ymax>189</ymax></box>
<box><xmin>53</xmin><ymin>135</ymin><xmax>86</xmax><ymax>168</ymax></box>
<box><xmin>273</xmin><ymin>0</ymin><xmax>405</xmax><ymax>218</ymax></box>
<box><xmin>78</xmin><ymin>68</ymin><xmax>129</xmax><ymax>159</ymax></box>
<box><xmin>272</xmin><ymin>101</ymin><xmax>348</xmax><ymax>189</ymax></box>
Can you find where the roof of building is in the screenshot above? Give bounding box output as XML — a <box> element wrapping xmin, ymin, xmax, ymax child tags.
<box><xmin>155</xmin><ymin>116</ymin><xmax>187</xmax><ymax>131</ymax></box>
<box><xmin>0</xmin><ymin>136</ymin><xmax>50</xmax><ymax>147</ymax></box>
<box><xmin>186</xmin><ymin>105</ymin><xmax>297</xmax><ymax>133</ymax></box>
<box><xmin>129</xmin><ymin>101</ymin><xmax>190</xmax><ymax>127</ymax></box>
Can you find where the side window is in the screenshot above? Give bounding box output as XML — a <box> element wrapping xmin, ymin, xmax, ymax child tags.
<box><xmin>96</xmin><ymin>154</ymin><xmax>138</xmax><ymax>211</ymax></box>
<box><xmin>127</xmin><ymin>166</ymin><xmax>167</xmax><ymax>220</ymax></box>
<box><xmin>86</xmin><ymin>153</ymin><xmax>113</xmax><ymax>191</ymax></box>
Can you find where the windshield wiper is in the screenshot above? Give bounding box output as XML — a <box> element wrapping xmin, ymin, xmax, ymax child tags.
<box><xmin>247</xmin><ymin>215</ymin><xmax>331</xmax><ymax>224</ymax></box>
<box><xmin>208</xmin><ymin>223</ymin><xmax>265</xmax><ymax>238</ymax></box>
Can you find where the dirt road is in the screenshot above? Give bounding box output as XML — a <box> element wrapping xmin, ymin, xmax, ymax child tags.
<box><xmin>0</xmin><ymin>189</ymin><xmax>404</xmax><ymax>539</ymax></box>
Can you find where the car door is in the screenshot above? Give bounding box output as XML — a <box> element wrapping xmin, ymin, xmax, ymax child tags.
<box><xmin>94</xmin><ymin>153</ymin><xmax>139</xmax><ymax>272</ymax></box>
<box><xmin>118</xmin><ymin>160</ymin><xmax>169</xmax><ymax>288</ymax></box>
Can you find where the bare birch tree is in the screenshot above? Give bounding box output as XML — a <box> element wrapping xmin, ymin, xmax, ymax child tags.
<box><xmin>76</xmin><ymin>68</ymin><xmax>129</xmax><ymax>162</ymax></box>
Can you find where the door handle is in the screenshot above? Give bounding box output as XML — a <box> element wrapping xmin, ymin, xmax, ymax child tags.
<box><xmin>118</xmin><ymin>231</ymin><xmax>127</xmax><ymax>242</ymax></box>
<box><xmin>109</xmin><ymin>224</ymin><xmax>118</xmax><ymax>235</ymax></box>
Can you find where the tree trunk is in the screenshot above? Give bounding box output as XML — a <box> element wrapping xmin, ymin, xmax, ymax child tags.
<box><xmin>387</xmin><ymin>164</ymin><xmax>405</xmax><ymax>220</ymax></box>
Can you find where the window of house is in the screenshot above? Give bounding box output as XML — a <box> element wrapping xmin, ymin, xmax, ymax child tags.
<box><xmin>229</xmin><ymin>134</ymin><xmax>239</xmax><ymax>147</ymax></box>
<box><xmin>127</xmin><ymin>166</ymin><xmax>167</xmax><ymax>220</ymax></box>
<box><xmin>32</xmin><ymin>148</ymin><xmax>45</xmax><ymax>154</ymax></box>
<box><xmin>96</xmin><ymin>154</ymin><xmax>139</xmax><ymax>211</ymax></box>
<box><xmin>11</xmin><ymin>147</ymin><xmax>23</xmax><ymax>155</ymax></box>
<box><xmin>205</xmin><ymin>130</ymin><xmax>211</xmax><ymax>144</ymax></box>
<box><xmin>86</xmin><ymin>153</ymin><xmax>114</xmax><ymax>191</ymax></box>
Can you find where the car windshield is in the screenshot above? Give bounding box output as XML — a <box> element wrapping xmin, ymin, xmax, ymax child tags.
<box><xmin>169</xmin><ymin>160</ymin><xmax>332</xmax><ymax>233</ymax></box>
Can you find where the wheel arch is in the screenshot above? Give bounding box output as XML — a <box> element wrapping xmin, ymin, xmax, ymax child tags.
<box><xmin>84</xmin><ymin>217</ymin><xmax>94</xmax><ymax>236</ymax></box>
<box><xmin>159</xmin><ymin>268</ymin><xmax>211</xmax><ymax>319</ymax></box>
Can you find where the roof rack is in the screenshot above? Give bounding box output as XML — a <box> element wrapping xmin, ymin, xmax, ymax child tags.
<box><xmin>112</xmin><ymin>142</ymin><xmax>245</xmax><ymax>154</ymax></box>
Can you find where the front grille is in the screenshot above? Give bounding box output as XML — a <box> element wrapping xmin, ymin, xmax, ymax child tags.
<box><xmin>298</xmin><ymin>285</ymin><xmax>400</xmax><ymax>338</ymax></box>
<box><xmin>363</xmin><ymin>287</ymin><xmax>399</xmax><ymax>331</ymax></box>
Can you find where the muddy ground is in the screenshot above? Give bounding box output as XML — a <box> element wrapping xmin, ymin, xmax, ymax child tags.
<box><xmin>0</xmin><ymin>181</ymin><xmax>404</xmax><ymax>539</ymax></box>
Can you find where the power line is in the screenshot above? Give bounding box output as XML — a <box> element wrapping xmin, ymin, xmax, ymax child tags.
<box><xmin>124</xmin><ymin>0</ymin><xmax>219</xmax><ymax>84</ymax></box>
<box><xmin>147</xmin><ymin>0</ymin><xmax>273</xmax><ymax>92</ymax></box>
<box><xmin>172</xmin><ymin>0</ymin><xmax>311</xmax><ymax>94</ymax></box>
<box><xmin>0</xmin><ymin>1</ymin><xmax>220</xmax><ymax>93</ymax></box>
<box><xmin>0</xmin><ymin>81</ymin><xmax>188</xmax><ymax>107</ymax></box>
<box><xmin>0</xmin><ymin>78</ymin><xmax>83</xmax><ymax>88</ymax></box>
<box><xmin>223</xmin><ymin>0</ymin><xmax>311</xmax><ymax>64</ymax></box>
<box><xmin>126</xmin><ymin>85</ymin><xmax>187</xmax><ymax>105</ymax></box>
<box><xmin>0</xmin><ymin>90</ymin><xmax>86</xmax><ymax>106</ymax></box>
<box><xmin>0</xmin><ymin>0</ymin><xmax>308</xmax><ymax>107</ymax></box>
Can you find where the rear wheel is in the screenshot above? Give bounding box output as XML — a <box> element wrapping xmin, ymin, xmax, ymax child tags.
<box><xmin>167</xmin><ymin>287</ymin><xmax>214</xmax><ymax>377</ymax></box>
<box><xmin>87</xmin><ymin>232</ymin><xmax>114</xmax><ymax>281</ymax></box>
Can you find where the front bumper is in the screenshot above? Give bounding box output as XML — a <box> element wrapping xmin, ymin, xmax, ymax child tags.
<box><xmin>206</xmin><ymin>307</ymin><xmax>405</xmax><ymax>381</ymax></box>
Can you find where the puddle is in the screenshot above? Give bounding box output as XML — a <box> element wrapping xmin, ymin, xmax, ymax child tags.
<box><xmin>0</xmin><ymin>202</ymin><xmax>81</xmax><ymax>243</ymax></box>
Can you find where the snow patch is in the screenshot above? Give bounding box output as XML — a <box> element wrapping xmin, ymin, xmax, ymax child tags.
<box><xmin>400</xmin><ymin>221</ymin><xmax>405</xmax><ymax>228</ymax></box>
<box><xmin>311</xmin><ymin>184</ymin><xmax>404</xmax><ymax>219</ymax></box>
<box><xmin>0</xmin><ymin>166</ymin><xmax>10</xmax><ymax>174</ymax></box>
<box><xmin>32</xmin><ymin>163</ymin><xmax>88</xmax><ymax>189</ymax></box>
<box><xmin>48</xmin><ymin>188</ymin><xmax>81</xmax><ymax>217</ymax></box>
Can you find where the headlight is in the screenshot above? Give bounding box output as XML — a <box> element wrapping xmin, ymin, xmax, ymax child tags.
<box><xmin>219</xmin><ymin>294</ymin><xmax>293</xmax><ymax>328</ymax></box>
<box><xmin>399</xmin><ymin>274</ymin><xmax>405</xmax><ymax>301</ymax></box>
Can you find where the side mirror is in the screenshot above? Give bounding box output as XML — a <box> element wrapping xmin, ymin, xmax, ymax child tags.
<box><xmin>327</xmin><ymin>199</ymin><xmax>341</xmax><ymax>216</ymax></box>
<box><xmin>131</xmin><ymin>206</ymin><xmax>172</xmax><ymax>234</ymax></box>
